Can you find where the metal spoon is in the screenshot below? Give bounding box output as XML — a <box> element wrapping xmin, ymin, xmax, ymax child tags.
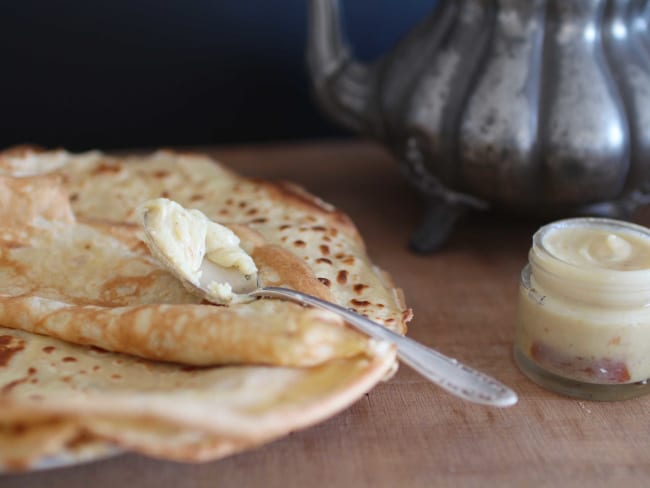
<box><xmin>189</xmin><ymin>254</ymin><xmax>518</xmax><ymax>407</ymax></box>
<box><xmin>139</xmin><ymin>209</ymin><xmax>518</xmax><ymax>408</ymax></box>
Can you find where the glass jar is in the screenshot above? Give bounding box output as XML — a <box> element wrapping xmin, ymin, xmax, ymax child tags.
<box><xmin>514</xmin><ymin>217</ymin><xmax>650</xmax><ymax>400</ymax></box>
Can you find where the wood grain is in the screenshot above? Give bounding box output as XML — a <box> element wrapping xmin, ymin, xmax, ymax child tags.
<box><xmin>5</xmin><ymin>140</ymin><xmax>650</xmax><ymax>487</ymax></box>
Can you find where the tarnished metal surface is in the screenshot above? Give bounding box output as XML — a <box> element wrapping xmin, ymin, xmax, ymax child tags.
<box><xmin>308</xmin><ymin>0</ymin><xmax>650</xmax><ymax>251</ymax></box>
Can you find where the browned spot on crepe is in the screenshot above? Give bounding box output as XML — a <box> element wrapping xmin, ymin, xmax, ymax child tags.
<box><xmin>353</xmin><ymin>284</ymin><xmax>368</xmax><ymax>294</ymax></box>
<box><xmin>337</xmin><ymin>270</ymin><xmax>348</xmax><ymax>285</ymax></box>
<box><xmin>92</xmin><ymin>163</ymin><xmax>122</xmax><ymax>175</ymax></box>
<box><xmin>0</xmin><ymin>335</ymin><xmax>25</xmax><ymax>367</ymax></box>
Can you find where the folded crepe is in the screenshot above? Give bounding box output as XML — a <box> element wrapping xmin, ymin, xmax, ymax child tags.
<box><xmin>0</xmin><ymin>147</ymin><xmax>411</xmax><ymax>470</ymax></box>
<box><xmin>0</xmin><ymin>174</ymin><xmax>382</xmax><ymax>367</ymax></box>
<box><xmin>0</xmin><ymin>325</ymin><xmax>395</xmax><ymax>470</ymax></box>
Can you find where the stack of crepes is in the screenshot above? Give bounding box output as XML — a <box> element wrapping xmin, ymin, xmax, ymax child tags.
<box><xmin>0</xmin><ymin>147</ymin><xmax>411</xmax><ymax>471</ymax></box>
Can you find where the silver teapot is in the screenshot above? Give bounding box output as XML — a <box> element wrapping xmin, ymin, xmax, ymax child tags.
<box><xmin>307</xmin><ymin>0</ymin><xmax>650</xmax><ymax>252</ymax></box>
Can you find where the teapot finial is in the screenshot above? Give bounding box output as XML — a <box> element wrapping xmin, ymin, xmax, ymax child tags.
<box><xmin>307</xmin><ymin>0</ymin><xmax>377</xmax><ymax>135</ymax></box>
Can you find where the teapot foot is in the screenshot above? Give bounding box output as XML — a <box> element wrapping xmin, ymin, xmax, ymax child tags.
<box><xmin>577</xmin><ymin>191</ymin><xmax>650</xmax><ymax>221</ymax></box>
<box><xmin>409</xmin><ymin>200</ymin><xmax>467</xmax><ymax>254</ymax></box>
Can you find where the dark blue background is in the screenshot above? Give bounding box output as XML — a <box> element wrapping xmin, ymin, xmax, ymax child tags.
<box><xmin>0</xmin><ymin>1</ymin><xmax>436</xmax><ymax>150</ymax></box>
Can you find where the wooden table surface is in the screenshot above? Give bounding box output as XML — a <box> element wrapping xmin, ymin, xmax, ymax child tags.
<box><xmin>6</xmin><ymin>140</ymin><xmax>650</xmax><ymax>487</ymax></box>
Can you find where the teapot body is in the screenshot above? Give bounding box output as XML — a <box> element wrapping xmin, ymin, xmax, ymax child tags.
<box><xmin>308</xmin><ymin>0</ymin><xmax>650</xmax><ymax>251</ymax></box>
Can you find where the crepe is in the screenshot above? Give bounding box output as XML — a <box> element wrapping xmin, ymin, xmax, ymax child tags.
<box><xmin>0</xmin><ymin>147</ymin><xmax>411</xmax><ymax>470</ymax></box>
<box><xmin>0</xmin><ymin>326</ymin><xmax>395</xmax><ymax>470</ymax></box>
<box><xmin>0</xmin><ymin>147</ymin><xmax>410</xmax><ymax>332</ymax></box>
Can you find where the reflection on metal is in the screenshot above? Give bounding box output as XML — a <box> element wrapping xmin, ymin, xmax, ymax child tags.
<box><xmin>308</xmin><ymin>0</ymin><xmax>650</xmax><ymax>252</ymax></box>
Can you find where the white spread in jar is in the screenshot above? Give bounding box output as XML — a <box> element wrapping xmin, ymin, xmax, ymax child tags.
<box><xmin>516</xmin><ymin>218</ymin><xmax>650</xmax><ymax>386</ymax></box>
<box><xmin>541</xmin><ymin>225</ymin><xmax>650</xmax><ymax>271</ymax></box>
<box><xmin>138</xmin><ymin>198</ymin><xmax>257</xmax><ymax>304</ymax></box>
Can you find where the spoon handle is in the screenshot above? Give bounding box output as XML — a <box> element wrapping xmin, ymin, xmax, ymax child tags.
<box><xmin>253</xmin><ymin>287</ymin><xmax>518</xmax><ymax>408</ymax></box>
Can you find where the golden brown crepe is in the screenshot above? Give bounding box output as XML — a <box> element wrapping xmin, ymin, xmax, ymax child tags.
<box><xmin>0</xmin><ymin>147</ymin><xmax>411</xmax><ymax>471</ymax></box>
<box><xmin>0</xmin><ymin>173</ymin><xmax>389</xmax><ymax>367</ymax></box>
<box><xmin>0</xmin><ymin>148</ymin><xmax>411</xmax><ymax>332</ymax></box>
<box><xmin>0</xmin><ymin>326</ymin><xmax>395</xmax><ymax>470</ymax></box>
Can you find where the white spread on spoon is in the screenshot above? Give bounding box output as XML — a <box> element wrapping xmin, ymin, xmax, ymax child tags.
<box><xmin>138</xmin><ymin>198</ymin><xmax>257</xmax><ymax>304</ymax></box>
